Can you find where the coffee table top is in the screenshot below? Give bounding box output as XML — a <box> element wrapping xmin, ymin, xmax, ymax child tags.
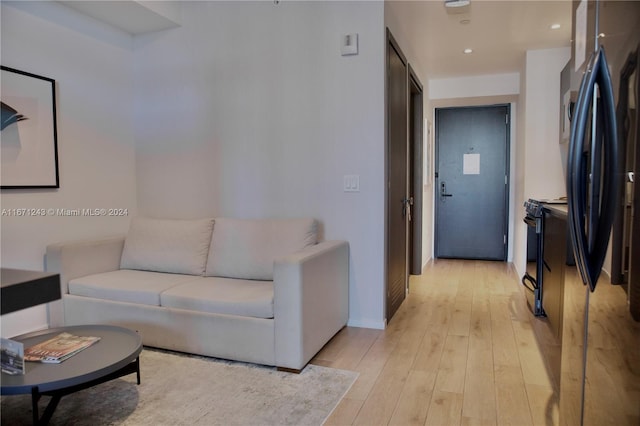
<box><xmin>1</xmin><ymin>324</ymin><xmax>142</xmax><ymax>394</ymax></box>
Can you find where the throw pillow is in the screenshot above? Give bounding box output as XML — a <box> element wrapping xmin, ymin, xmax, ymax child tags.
<box><xmin>121</xmin><ymin>217</ymin><xmax>215</xmax><ymax>275</ymax></box>
<box><xmin>205</xmin><ymin>217</ymin><xmax>318</xmax><ymax>280</ymax></box>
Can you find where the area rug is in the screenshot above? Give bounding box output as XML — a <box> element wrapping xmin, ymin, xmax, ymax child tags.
<box><xmin>1</xmin><ymin>348</ymin><xmax>358</xmax><ymax>426</ymax></box>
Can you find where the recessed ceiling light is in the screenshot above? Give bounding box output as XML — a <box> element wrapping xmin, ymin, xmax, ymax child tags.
<box><xmin>550</xmin><ymin>23</ymin><xmax>561</xmax><ymax>30</ymax></box>
<box><xmin>598</xmin><ymin>33</ymin><xmax>606</xmax><ymax>38</ymax></box>
<box><xmin>463</xmin><ymin>48</ymin><xmax>473</xmax><ymax>54</ymax></box>
<box><xmin>460</xmin><ymin>19</ymin><xmax>471</xmax><ymax>25</ymax></box>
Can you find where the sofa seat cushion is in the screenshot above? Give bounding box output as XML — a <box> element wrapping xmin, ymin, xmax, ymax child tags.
<box><xmin>68</xmin><ymin>270</ymin><xmax>201</xmax><ymax>306</ymax></box>
<box><xmin>160</xmin><ymin>277</ymin><xmax>274</xmax><ymax>319</ymax></box>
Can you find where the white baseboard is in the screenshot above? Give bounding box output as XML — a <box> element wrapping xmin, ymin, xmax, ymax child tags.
<box><xmin>7</xmin><ymin>323</ymin><xmax>48</xmax><ymax>339</ymax></box>
<box><xmin>347</xmin><ymin>318</ymin><xmax>386</xmax><ymax>330</ymax></box>
<box><xmin>422</xmin><ymin>257</ymin><xmax>433</xmax><ymax>272</ymax></box>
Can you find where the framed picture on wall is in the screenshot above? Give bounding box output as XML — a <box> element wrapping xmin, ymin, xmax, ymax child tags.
<box><xmin>1</xmin><ymin>66</ymin><xmax>59</xmax><ymax>189</ymax></box>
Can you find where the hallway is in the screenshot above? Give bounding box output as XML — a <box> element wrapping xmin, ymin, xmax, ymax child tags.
<box><xmin>312</xmin><ymin>259</ymin><xmax>556</xmax><ymax>425</ymax></box>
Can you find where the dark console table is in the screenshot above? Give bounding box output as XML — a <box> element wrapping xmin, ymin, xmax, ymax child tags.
<box><xmin>1</xmin><ymin>268</ymin><xmax>61</xmax><ymax>315</ymax></box>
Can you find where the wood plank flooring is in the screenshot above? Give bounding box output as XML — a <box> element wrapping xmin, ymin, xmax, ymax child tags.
<box><xmin>310</xmin><ymin>259</ymin><xmax>558</xmax><ymax>426</ymax></box>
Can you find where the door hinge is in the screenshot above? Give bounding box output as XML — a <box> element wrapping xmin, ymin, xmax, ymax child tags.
<box><xmin>505</xmin><ymin>175</ymin><xmax>507</xmax><ymax>185</ymax></box>
<box><xmin>504</xmin><ymin>234</ymin><xmax>507</xmax><ymax>245</ymax></box>
<box><xmin>505</xmin><ymin>114</ymin><xmax>508</xmax><ymax>124</ymax></box>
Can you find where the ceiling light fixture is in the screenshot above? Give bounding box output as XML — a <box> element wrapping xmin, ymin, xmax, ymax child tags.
<box><xmin>598</xmin><ymin>32</ymin><xmax>606</xmax><ymax>38</ymax></box>
<box><xmin>550</xmin><ymin>23</ymin><xmax>561</xmax><ymax>30</ymax></box>
<box><xmin>464</xmin><ymin>48</ymin><xmax>473</xmax><ymax>54</ymax></box>
<box><xmin>460</xmin><ymin>19</ymin><xmax>471</xmax><ymax>25</ymax></box>
<box><xmin>445</xmin><ymin>0</ymin><xmax>470</xmax><ymax>8</ymax></box>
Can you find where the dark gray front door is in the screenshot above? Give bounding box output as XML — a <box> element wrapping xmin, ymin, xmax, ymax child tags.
<box><xmin>435</xmin><ymin>105</ymin><xmax>509</xmax><ymax>260</ymax></box>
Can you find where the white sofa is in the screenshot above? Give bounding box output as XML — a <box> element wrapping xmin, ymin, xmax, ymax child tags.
<box><xmin>45</xmin><ymin>217</ymin><xmax>349</xmax><ymax>372</ymax></box>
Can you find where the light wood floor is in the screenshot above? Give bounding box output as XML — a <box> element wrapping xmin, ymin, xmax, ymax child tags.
<box><xmin>311</xmin><ymin>259</ymin><xmax>558</xmax><ymax>426</ymax></box>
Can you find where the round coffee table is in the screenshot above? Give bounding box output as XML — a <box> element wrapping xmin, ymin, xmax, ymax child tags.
<box><xmin>1</xmin><ymin>324</ymin><xmax>142</xmax><ymax>425</ymax></box>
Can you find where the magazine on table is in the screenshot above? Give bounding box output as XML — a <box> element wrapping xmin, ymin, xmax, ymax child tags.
<box><xmin>24</xmin><ymin>332</ymin><xmax>101</xmax><ymax>363</ymax></box>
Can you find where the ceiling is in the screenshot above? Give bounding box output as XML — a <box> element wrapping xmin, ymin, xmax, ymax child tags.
<box><xmin>57</xmin><ymin>0</ymin><xmax>572</xmax><ymax>80</ymax></box>
<box><xmin>388</xmin><ymin>0</ymin><xmax>573</xmax><ymax>79</ymax></box>
<box><xmin>59</xmin><ymin>1</ymin><xmax>181</xmax><ymax>35</ymax></box>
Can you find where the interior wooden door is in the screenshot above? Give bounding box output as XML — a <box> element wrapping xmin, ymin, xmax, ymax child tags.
<box><xmin>386</xmin><ymin>29</ymin><xmax>408</xmax><ymax>322</ymax></box>
<box><xmin>409</xmin><ymin>65</ymin><xmax>424</xmax><ymax>277</ymax></box>
<box><xmin>629</xmin><ymin>54</ymin><xmax>640</xmax><ymax>320</ymax></box>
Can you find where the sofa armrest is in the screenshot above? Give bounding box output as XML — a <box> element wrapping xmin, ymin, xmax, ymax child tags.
<box><xmin>46</xmin><ymin>235</ymin><xmax>125</xmax><ymax>293</ymax></box>
<box><xmin>273</xmin><ymin>240</ymin><xmax>349</xmax><ymax>371</ymax></box>
<box><xmin>45</xmin><ymin>235</ymin><xmax>125</xmax><ymax>326</ymax></box>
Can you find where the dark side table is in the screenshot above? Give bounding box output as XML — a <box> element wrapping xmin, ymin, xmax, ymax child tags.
<box><xmin>1</xmin><ymin>268</ymin><xmax>61</xmax><ymax>315</ymax></box>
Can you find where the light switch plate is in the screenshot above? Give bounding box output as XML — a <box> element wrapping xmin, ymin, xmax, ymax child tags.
<box><xmin>341</xmin><ymin>33</ymin><xmax>358</xmax><ymax>56</ymax></box>
<box><xmin>344</xmin><ymin>175</ymin><xmax>360</xmax><ymax>192</ymax></box>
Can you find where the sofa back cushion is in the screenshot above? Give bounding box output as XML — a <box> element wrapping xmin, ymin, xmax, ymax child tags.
<box><xmin>205</xmin><ymin>218</ymin><xmax>318</xmax><ymax>280</ymax></box>
<box><xmin>120</xmin><ymin>217</ymin><xmax>215</xmax><ymax>275</ymax></box>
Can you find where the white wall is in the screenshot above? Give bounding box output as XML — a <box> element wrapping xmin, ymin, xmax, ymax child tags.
<box><xmin>0</xmin><ymin>2</ymin><xmax>138</xmax><ymax>337</ymax></box>
<box><xmin>515</xmin><ymin>47</ymin><xmax>570</xmax><ymax>277</ymax></box>
<box><xmin>421</xmin><ymin>120</ymin><xmax>434</xmax><ymax>268</ymax></box>
<box><xmin>429</xmin><ymin>73</ymin><xmax>521</xmax><ymax>100</ymax></box>
<box><xmin>522</xmin><ymin>48</ymin><xmax>571</xmax><ymax>200</ymax></box>
<box><xmin>514</xmin><ymin>61</ymin><xmax>528</xmax><ymax>277</ymax></box>
<box><xmin>132</xmin><ymin>1</ymin><xmax>386</xmax><ymax>329</ymax></box>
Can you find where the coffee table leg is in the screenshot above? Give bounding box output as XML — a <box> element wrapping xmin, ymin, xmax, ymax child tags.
<box><xmin>31</xmin><ymin>387</ymin><xmax>39</xmax><ymax>425</ymax></box>
<box><xmin>27</xmin><ymin>357</ymin><xmax>140</xmax><ymax>425</ymax></box>
<box><xmin>39</xmin><ymin>396</ymin><xmax>61</xmax><ymax>425</ymax></box>
<box><xmin>135</xmin><ymin>357</ymin><xmax>141</xmax><ymax>385</ymax></box>
<box><xmin>31</xmin><ymin>386</ymin><xmax>62</xmax><ymax>426</ymax></box>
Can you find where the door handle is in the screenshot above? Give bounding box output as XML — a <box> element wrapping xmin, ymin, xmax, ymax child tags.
<box><xmin>441</xmin><ymin>182</ymin><xmax>453</xmax><ymax>197</ymax></box>
<box><xmin>402</xmin><ymin>197</ymin><xmax>412</xmax><ymax>221</ymax></box>
<box><xmin>566</xmin><ymin>47</ymin><xmax>620</xmax><ymax>292</ymax></box>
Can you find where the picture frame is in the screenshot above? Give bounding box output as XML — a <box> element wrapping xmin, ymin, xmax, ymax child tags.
<box><xmin>1</xmin><ymin>66</ymin><xmax>59</xmax><ymax>189</ymax></box>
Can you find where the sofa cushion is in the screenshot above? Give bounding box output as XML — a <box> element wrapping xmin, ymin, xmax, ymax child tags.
<box><xmin>68</xmin><ymin>270</ymin><xmax>201</xmax><ymax>306</ymax></box>
<box><xmin>205</xmin><ymin>218</ymin><xmax>317</xmax><ymax>280</ymax></box>
<box><xmin>160</xmin><ymin>277</ymin><xmax>274</xmax><ymax>319</ymax></box>
<box><xmin>120</xmin><ymin>217</ymin><xmax>214</xmax><ymax>275</ymax></box>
